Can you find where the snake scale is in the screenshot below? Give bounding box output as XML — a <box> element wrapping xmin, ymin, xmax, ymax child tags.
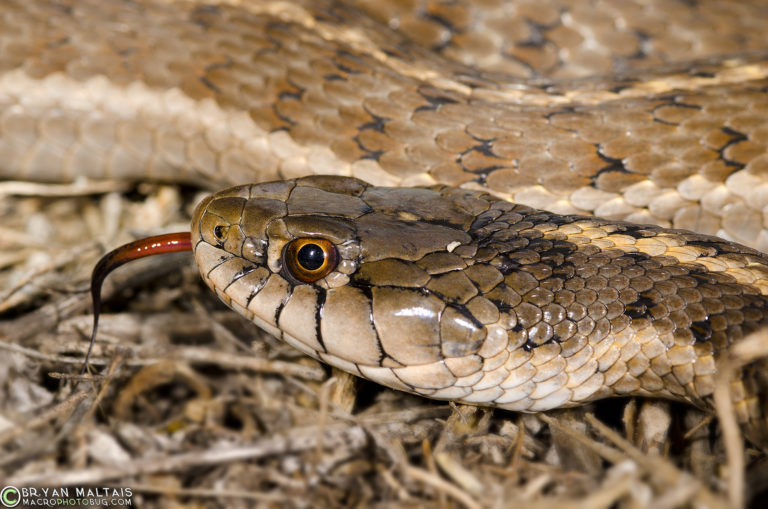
<box><xmin>5</xmin><ymin>0</ymin><xmax>768</xmax><ymax>442</ymax></box>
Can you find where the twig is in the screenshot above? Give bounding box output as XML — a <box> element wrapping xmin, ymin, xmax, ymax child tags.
<box><xmin>0</xmin><ymin>339</ymin><xmax>325</xmax><ymax>380</ymax></box>
<box><xmin>402</xmin><ymin>464</ymin><xmax>482</xmax><ymax>509</ymax></box>
<box><xmin>584</xmin><ymin>414</ymin><xmax>728</xmax><ymax>509</ymax></box>
<box><xmin>713</xmin><ymin>329</ymin><xmax>768</xmax><ymax>509</ymax></box>
<box><xmin>125</xmin><ymin>484</ymin><xmax>289</xmax><ymax>502</ymax></box>
<box><xmin>0</xmin><ymin>391</ymin><xmax>89</xmax><ymax>447</ymax></box>
<box><xmin>8</xmin><ymin>424</ymin><xmax>369</xmax><ymax>486</ymax></box>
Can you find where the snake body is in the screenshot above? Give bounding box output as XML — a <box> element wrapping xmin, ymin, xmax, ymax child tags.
<box><xmin>4</xmin><ymin>1</ymin><xmax>768</xmax><ymax>439</ymax></box>
<box><xmin>192</xmin><ymin>176</ymin><xmax>768</xmax><ymax>442</ymax></box>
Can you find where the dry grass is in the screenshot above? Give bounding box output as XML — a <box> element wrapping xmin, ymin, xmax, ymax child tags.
<box><xmin>1</xmin><ymin>183</ymin><xmax>767</xmax><ymax>508</ymax></box>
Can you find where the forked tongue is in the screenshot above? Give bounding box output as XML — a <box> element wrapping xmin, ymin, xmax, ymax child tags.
<box><xmin>84</xmin><ymin>232</ymin><xmax>193</xmax><ymax>373</ymax></box>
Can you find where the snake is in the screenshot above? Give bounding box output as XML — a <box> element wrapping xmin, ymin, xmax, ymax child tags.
<box><xmin>4</xmin><ymin>0</ymin><xmax>768</xmax><ymax>442</ymax></box>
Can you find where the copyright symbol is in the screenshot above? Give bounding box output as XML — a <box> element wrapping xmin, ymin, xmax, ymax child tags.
<box><xmin>0</xmin><ymin>486</ymin><xmax>19</xmax><ymax>508</ymax></box>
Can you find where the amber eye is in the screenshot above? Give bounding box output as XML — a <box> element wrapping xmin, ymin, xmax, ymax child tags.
<box><xmin>284</xmin><ymin>238</ymin><xmax>338</xmax><ymax>283</ymax></box>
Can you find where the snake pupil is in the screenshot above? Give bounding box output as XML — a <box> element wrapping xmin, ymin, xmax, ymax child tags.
<box><xmin>297</xmin><ymin>243</ymin><xmax>325</xmax><ymax>271</ymax></box>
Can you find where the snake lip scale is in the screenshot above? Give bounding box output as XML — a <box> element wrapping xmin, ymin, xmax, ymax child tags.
<box><xmin>2</xmin><ymin>0</ymin><xmax>768</xmax><ymax>447</ymax></box>
<box><xmin>188</xmin><ymin>175</ymin><xmax>768</xmax><ymax>445</ymax></box>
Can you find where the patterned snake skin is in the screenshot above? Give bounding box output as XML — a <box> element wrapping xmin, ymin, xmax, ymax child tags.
<box><xmin>193</xmin><ymin>176</ymin><xmax>768</xmax><ymax>442</ymax></box>
<box><xmin>4</xmin><ymin>0</ymin><xmax>768</xmax><ymax>439</ymax></box>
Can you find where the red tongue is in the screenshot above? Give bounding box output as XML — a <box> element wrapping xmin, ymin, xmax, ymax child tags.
<box><xmin>84</xmin><ymin>232</ymin><xmax>193</xmax><ymax>373</ymax></box>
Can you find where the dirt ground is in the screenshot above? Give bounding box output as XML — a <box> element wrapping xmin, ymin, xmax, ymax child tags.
<box><xmin>1</xmin><ymin>182</ymin><xmax>767</xmax><ymax>508</ymax></box>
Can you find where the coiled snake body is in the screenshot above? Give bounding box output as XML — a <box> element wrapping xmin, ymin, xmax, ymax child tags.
<box><xmin>4</xmin><ymin>0</ymin><xmax>768</xmax><ymax>440</ymax></box>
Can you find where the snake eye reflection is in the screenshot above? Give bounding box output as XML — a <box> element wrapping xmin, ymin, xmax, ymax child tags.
<box><xmin>213</xmin><ymin>225</ymin><xmax>226</xmax><ymax>242</ymax></box>
<box><xmin>284</xmin><ymin>238</ymin><xmax>338</xmax><ymax>283</ymax></box>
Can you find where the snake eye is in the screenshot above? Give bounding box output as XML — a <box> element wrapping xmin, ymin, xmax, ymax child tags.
<box><xmin>284</xmin><ymin>238</ymin><xmax>338</xmax><ymax>283</ymax></box>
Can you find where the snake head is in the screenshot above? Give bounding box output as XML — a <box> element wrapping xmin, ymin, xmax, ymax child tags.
<box><xmin>190</xmin><ymin>175</ymin><xmax>513</xmax><ymax>402</ymax></box>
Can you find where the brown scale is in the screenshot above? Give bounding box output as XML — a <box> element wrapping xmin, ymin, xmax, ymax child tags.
<box><xmin>4</xmin><ymin>1</ymin><xmax>768</xmax><ymax>252</ymax></box>
<box><xmin>458</xmin><ymin>204</ymin><xmax>768</xmax><ymax>419</ymax></box>
<box><xmin>192</xmin><ymin>176</ymin><xmax>768</xmax><ymax>442</ymax></box>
